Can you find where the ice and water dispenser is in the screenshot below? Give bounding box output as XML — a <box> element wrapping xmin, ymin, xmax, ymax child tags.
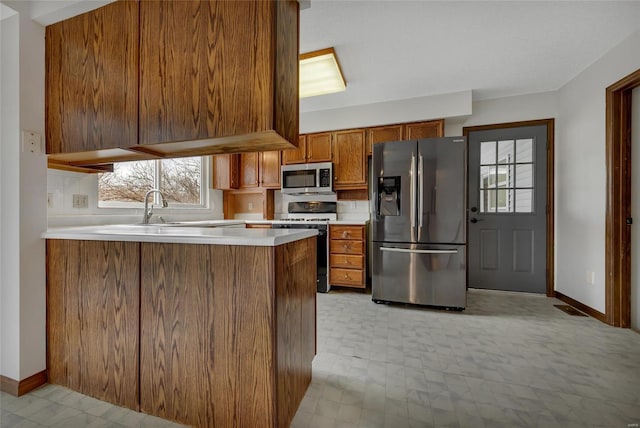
<box><xmin>377</xmin><ymin>177</ymin><xmax>401</xmax><ymax>216</ymax></box>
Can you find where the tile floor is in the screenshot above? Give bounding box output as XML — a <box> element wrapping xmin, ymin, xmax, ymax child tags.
<box><xmin>2</xmin><ymin>288</ymin><xmax>639</xmax><ymax>428</ymax></box>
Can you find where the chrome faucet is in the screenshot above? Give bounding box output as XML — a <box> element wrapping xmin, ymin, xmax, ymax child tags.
<box><xmin>143</xmin><ymin>189</ymin><xmax>168</xmax><ymax>224</ymax></box>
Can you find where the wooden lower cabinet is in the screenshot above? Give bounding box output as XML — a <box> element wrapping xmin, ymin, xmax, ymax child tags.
<box><xmin>139</xmin><ymin>239</ymin><xmax>316</xmax><ymax>427</ymax></box>
<box><xmin>47</xmin><ymin>240</ymin><xmax>140</xmax><ymax>410</ymax></box>
<box><xmin>329</xmin><ymin>225</ymin><xmax>367</xmax><ymax>289</ymax></box>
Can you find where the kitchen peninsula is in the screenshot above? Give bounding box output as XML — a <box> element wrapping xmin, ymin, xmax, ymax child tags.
<box><xmin>43</xmin><ymin>226</ymin><xmax>317</xmax><ymax>428</ymax></box>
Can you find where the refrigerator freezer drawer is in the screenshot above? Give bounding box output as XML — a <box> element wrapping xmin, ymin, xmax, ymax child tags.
<box><xmin>372</xmin><ymin>242</ymin><xmax>466</xmax><ymax>309</ymax></box>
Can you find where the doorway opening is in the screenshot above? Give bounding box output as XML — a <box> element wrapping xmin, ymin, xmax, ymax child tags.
<box><xmin>464</xmin><ymin>119</ymin><xmax>555</xmax><ymax>297</ymax></box>
<box><xmin>605</xmin><ymin>68</ymin><xmax>640</xmax><ymax>328</ymax></box>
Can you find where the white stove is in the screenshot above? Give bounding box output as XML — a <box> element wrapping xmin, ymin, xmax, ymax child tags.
<box><xmin>272</xmin><ymin>201</ymin><xmax>337</xmax><ymax>225</ymax></box>
<box><xmin>271</xmin><ymin>202</ymin><xmax>337</xmax><ymax>293</ymax></box>
<box><xmin>272</xmin><ymin>214</ymin><xmax>337</xmax><ymax>224</ymax></box>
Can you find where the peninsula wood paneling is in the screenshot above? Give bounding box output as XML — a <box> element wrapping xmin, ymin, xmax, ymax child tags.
<box><xmin>274</xmin><ymin>238</ymin><xmax>316</xmax><ymax>427</ymax></box>
<box><xmin>140</xmin><ymin>243</ymin><xmax>276</xmax><ymax>427</ymax></box>
<box><xmin>46</xmin><ymin>240</ymin><xmax>140</xmax><ymax>410</ymax></box>
<box><xmin>46</xmin><ymin>0</ymin><xmax>139</xmax><ymax>154</ymax></box>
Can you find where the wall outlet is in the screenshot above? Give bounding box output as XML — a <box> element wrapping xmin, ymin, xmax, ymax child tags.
<box><xmin>586</xmin><ymin>271</ymin><xmax>595</xmax><ymax>285</ymax></box>
<box><xmin>21</xmin><ymin>130</ymin><xmax>43</xmax><ymax>154</ymax></box>
<box><xmin>72</xmin><ymin>194</ymin><xmax>88</xmax><ymax>209</ymax></box>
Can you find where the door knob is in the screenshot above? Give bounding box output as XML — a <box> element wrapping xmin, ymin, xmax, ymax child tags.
<box><xmin>470</xmin><ymin>218</ymin><xmax>479</xmax><ymax>223</ymax></box>
<box><xmin>470</xmin><ymin>207</ymin><xmax>478</xmax><ymax>213</ymax></box>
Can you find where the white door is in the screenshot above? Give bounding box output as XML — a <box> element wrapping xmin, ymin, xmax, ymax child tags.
<box><xmin>632</xmin><ymin>87</ymin><xmax>640</xmax><ymax>332</ymax></box>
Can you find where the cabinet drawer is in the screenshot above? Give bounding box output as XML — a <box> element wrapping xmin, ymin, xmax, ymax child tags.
<box><xmin>330</xmin><ymin>240</ymin><xmax>364</xmax><ymax>255</ymax></box>
<box><xmin>330</xmin><ymin>225</ymin><xmax>365</xmax><ymax>241</ymax></box>
<box><xmin>330</xmin><ymin>254</ymin><xmax>364</xmax><ymax>269</ymax></box>
<box><xmin>330</xmin><ymin>268</ymin><xmax>365</xmax><ymax>288</ymax></box>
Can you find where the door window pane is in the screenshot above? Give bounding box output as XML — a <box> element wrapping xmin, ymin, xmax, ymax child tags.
<box><xmin>516</xmin><ymin>139</ymin><xmax>533</xmax><ymax>163</ymax></box>
<box><xmin>515</xmin><ymin>189</ymin><xmax>533</xmax><ymax>213</ymax></box>
<box><xmin>480</xmin><ymin>141</ymin><xmax>496</xmax><ymax>165</ymax></box>
<box><xmin>496</xmin><ymin>164</ymin><xmax>513</xmax><ymax>189</ymax></box>
<box><xmin>515</xmin><ymin>164</ymin><xmax>533</xmax><ymax>187</ymax></box>
<box><xmin>497</xmin><ymin>140</ymin><xmax>514</xmax><ymax>164</ymax></box>
<box><xmin>480</xmin><ymin>189</ymin><xmax>496</xmax><ymax>213</ymax></box>
<box><xmin>496</xmin><ymin>189</ymin><xmax>513</xmax><ymax>213</ymax></box>
<box><xmin>478</xmin><ymin>136</ymin><xmax>535</xmax><ymax>214</ymax></box>
<box><xmin>480</xmin><ymin>166</ymin><xmax>495</xmax><ymax>189</ymax></box>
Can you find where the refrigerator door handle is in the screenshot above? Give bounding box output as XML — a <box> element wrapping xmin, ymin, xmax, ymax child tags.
<box><xmin>410</xmin><ymin>154</ymin><xmax>416</xmax><ymax>232</ymax></box>
<box><xmin>418</xmin><ymin>154</ymin><xmax>424</xmax><ymax>230</ymax></box>
<box><xmin>380</xmin><ymin>247</ymin><xmax>459</xmax><ymax>254</ymax></box>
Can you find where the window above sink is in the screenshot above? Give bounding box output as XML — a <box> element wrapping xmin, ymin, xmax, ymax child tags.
<box><xmin>98</xmin><ymin>157</ymin><xmax>207</xmax><ymax>209</ymax></box>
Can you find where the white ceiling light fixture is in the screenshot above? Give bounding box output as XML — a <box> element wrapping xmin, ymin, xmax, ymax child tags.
<box><xmin>299</xmin><ymin>47</ymin><xmax>346</xmax><ymax>98</ymax></box>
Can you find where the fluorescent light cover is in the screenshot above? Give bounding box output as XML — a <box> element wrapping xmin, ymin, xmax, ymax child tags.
<box><xmin>300</xmin><ymin>47</ymin><xmax>346</xmax><ymax>98</ymax></box>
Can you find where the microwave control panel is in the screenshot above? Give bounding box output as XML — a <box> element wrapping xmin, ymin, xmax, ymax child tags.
<box><xmin>319</xmin><ymin>168</ymin><xmax>331</xmax><ymax>188</ymax></box>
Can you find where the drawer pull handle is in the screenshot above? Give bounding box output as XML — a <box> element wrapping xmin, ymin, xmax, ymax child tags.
<box><xmin>343</xmin><ymin>244</ymin><xmax>351</xmax><ymax>250</ymax></box>
<box><xmin>344</xmin><ymin>273</ymin><xmax>351</xmax><ymax>279</ymax></box>
<box><xmin>342</xmin><ymin>231</ymin><xmax>349</xmax><ymax>238</ymax></box>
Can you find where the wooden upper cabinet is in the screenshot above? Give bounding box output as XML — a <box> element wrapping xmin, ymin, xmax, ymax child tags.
<box><xmin>366</xmin><ymin>124</ymin><xmax>403</xmax><ymax>156</ymax></box>
<box><xmin>404</xmin><ymin>120</ymin><xmax>444</xmax><ymax>140</ymax></box>
<box><xmin>282</xmin><ymin>135</ymin><xmax>307</xmax><ymax>165</ymax></box>
<box><xmin>211</xmin><ymin>154</ymin><xmax>240</xmax><ymax>190</ymax></box>
<box><xmin>46</xmin><ymin>1</ymin><xmax>139</xmax><ymax>154</ymax></box>
<box><xmin>306</xmin><ymin>132</ymin><xmax>333</xmax><ymax>163</ymax></box>
<box><xmin>259</xmin><ymin>151</ymin><xmax>282</xmax><ymax>189</ymax></box>
<box><xmin>240</xmin><ymin>153</ymin><xmax>260</xmax><ymax>188</ymax></box>
<box><xmin>333</xmin><ymin>129</ymin><xmax>366</xmax><ymax>189</ymax></box>
<box><xmin>138</xmin><ymin>0</ymin><xmax>299</xmax><ymax>152</ymax></box>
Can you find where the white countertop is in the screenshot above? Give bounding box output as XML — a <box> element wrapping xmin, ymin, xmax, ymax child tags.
<box><xmin>328</xmin><ymin>220</ymin><xmax>369</xmax><ymax>225</ymax></box>
<box><xmin>43</xmin><ymin>225</ymin><xmax>317</xmax><ymax>247</ymax></box>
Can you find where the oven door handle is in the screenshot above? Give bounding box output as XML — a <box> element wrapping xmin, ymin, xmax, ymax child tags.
<box><xmin>380</xmin><ymin>247</ymin><xmax>458</xmax><ymax>254</ymax></box>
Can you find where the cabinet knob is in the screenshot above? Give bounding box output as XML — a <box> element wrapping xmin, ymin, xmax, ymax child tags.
<box><xmin>344</xmin><ymin>273</ymin><xmax>351</xmax><ymax>280</ymax></box>
<box><xmin>345</xmin><ymin>259</ymin><xmax>351</xmax><ymax>265</ymax></box>
<box><xmin>342</xmin><ymin>231</ymin><xmax>349</xmax><ymax>238</ymax></box>
<box><xmin>343</xmin><ymin>244</ymin><xmax>351</xmax><ymax>250</ymax></box>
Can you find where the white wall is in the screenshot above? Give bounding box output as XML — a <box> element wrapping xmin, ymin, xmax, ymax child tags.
<box><xmin>556</xmin><ymin>29</ymin><xmax>640</xmax><ymax>314</ymax></box>
<box><xmin>17</xmin><ymin>11</ymin><xmax>47</xmax><ymax>380</ymax></box>
<box><xmin>0</xmin><ymin>11</ymin><xmax>21</xmax><ymax>381</ymax></box>
<box><xmin>445</xmin><ymin>91</ymin><xmax>558</xmax><ymax>136</ymax></box>
<box><xmin>300</xmin><ymin>90</ymin><xmax>472</xmax><ymax>134</ymax></box>
<box><xmin>0</xmin><ymin>6</ymin><xmax>48</xmax><ymax>381</ymax></box>
<box><xmin>632</xmin><ymin>87</ymin><xmax>640</xmax><ymax>331</ymax></box>
<box><xmin>47</xmin><ymin>167</ymin><xmax>223</xmax><ymax>228</ymax></box>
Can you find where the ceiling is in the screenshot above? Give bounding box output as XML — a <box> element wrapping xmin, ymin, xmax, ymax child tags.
<box><xmin>300</xmin><ymin>0</ymin><xmax>640</xmax><ymax>113</ymax></box>
<box><xmin>4</xmin><ymin>0</ymin><xmax>640</xmax><ymax>115</ymax></box>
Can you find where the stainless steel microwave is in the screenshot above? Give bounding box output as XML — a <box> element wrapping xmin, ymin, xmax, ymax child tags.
<box><xmin>281</xmin><ymin>162</ymin><xmax>334</xmax><ymax>195</ymax></box>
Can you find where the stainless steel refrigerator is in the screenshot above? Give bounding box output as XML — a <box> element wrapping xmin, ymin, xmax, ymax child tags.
<box><xmin>371</xmin><ymin>137</ymin><xmax>467</xmax><ymax>309</ymax></box>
